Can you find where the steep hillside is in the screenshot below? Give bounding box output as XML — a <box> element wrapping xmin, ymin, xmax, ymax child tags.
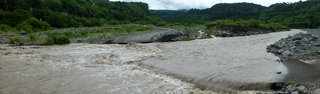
<box><xmin>150</xmin><ymin>10</ymin><xmax>188</xmax><ymax>23</ymax></box>
<box><xmin>0</xmin><ymin>0</ymin><xmax>163</xmax><ymax>30</ymax></box>
<box><xmin>260</xmin><ymin>0</ymin><xmax>320</xmax><ymax>28</ymax></box>
<box><xmin>205</xmin><ymin>3</ymin><xmax>266</xmax><ymax>20</ymax></box>
<box><xmin>152</xmin><ymin>3</ymin><xmax>266</xmax><ymax>24</ymax></box>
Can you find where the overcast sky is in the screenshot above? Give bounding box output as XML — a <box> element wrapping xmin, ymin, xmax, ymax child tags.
<box><xmin>109</xmin><ymin>0</ymin><xmax>305</xmax><ymax>10</ymax></box>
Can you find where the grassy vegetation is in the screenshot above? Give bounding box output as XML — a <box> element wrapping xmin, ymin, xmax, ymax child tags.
<box><xmin>43</xmin><ymin>32</ymin><xmax>70</xmax><ymax>45</ymax></box>
<box><xmin>204</xmin><ymin>19</ymin><xmax>289</xmax><ymax>37</ymax></box>
<box><xmin>7</xmin><ymin>24</ymin><xmax>155</xmax><ymax>45</ymax></box>
<box><xmin>8</xmin><ymin>33</ymin><xmax>41</xmax><ymax>44</ymax></box>
<box><xmin>206</xmin><ymin>19</ymin><xmax>289</xmax><ymax>30</ymax></box>
<box><xmin>28</xmin><ymin>33</ymin><xmax>39</xmax><ymax>42</ymax></box>
<box><xmin>16</xmin><ymin>18</ymin><xmax>51</xmax><ymax>33</ymax></box>
<box><xmin>0</xmin><ymin>24</ymin><xmax>18</xmax><ymax>34</ymax></box>
<box><xmin>9</xmin><ymin>36</ymin><xmax>24</xmax><ymax>44</ymax></box>
<box><xmin>287</xmin><ymin>81</ymin><xmax>296</xmax><ymax>85</ymax></box>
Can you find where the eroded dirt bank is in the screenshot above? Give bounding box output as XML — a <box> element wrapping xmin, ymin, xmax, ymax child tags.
<box><xmin>0</xmin><ymin>29</ymin><xmax>307</xmax><ymax>94</ymax></box>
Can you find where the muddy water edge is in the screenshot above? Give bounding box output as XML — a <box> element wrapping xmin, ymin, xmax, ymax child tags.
<box><xmin>0</xmin><ymin>29</ymin><xmax>307</xmax><ymax>94</ymax></box>
<box><xmin>0</xmin><ymin>44</ymin><xmax>218</xmax><ymax>94</ymax></box>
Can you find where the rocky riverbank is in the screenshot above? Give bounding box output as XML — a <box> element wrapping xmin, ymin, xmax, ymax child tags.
<box><xmin>266</xmin><ymin>29</ymin><xmax>320</xmax><ymax>94</ymax></box>
<box><xmin>278</xmin><ymin>76</ymin><xmax>320</xmax><ymax>94</ymax></box>
<box><xmin>208</xmin><ymin>27</ymin><xmax>289</xmax><ymax>37</ymax></box>
<box><xmin>267</xmin><ymin>29</ymin><xmax>320</xmax><ymax>60</ymax></box>
<box><xmin>205</xmin><ymin>19</ymin><xmax>290</xmax><ymax>37</ymax></box>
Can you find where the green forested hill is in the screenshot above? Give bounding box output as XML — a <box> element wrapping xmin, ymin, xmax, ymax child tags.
<box><xmin>183</xmin><ymin>3</ymin><xmax>266</xmax><ymax>23</ymax></box>
<box><xmin>152</xmin><ymin>0</ymin><xmax>320</xmax><ymax>28</ymax></box>
<box><xmin>0</xmin><ymin>0</ymin><xmax>163</xmax><ymax>29</ymax></box>
<box><xmin>1</xmin><ymin>0</ymin><xmax>319</xmax><ymax>33</ymax></box>
<box><xmin>152</xmin><ymin>3</ymin><xmax>266</xmax><ymax>24</ymax></box>
<box><xmin>260</xmin><ymin>0</ymin><xmax>320</xmax><ymax>28</ymax></box>
<box><xmin>150</xmin><ymin>10</ymin><xmax>188</xmax><ymax>23</ymax></box>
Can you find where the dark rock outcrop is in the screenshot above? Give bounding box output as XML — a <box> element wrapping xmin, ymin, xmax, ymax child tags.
<box><xmin>105</xmin><ymin>30</ymin><xmax>186</xmax><ymax>44</ymax></box>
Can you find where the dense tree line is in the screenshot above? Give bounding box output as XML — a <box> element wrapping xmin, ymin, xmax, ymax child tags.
<box><xmin>153</xmin><ymin>0</ymin><xmax>320</xmax><ymax>28</ymax></box>
<box><xmin>150</xmin><ymin>10</ymin><xmax>188</xmax><ymax>23</ymax></box>
<box><xmin>260</xmin><ymin>0</ymin><xmax>320</xmax><ymax>28</ymax></box>
<box><xmin>206</xmin><ymin>19</ymin><xmax>288</xmax><ymax>31</ymax></box>
<box><xmin>185</xmin><ymin>3</ymin><xmax>266</xmax><ymax>23</ymax></box>
<box><xmin>152</xmin><ymin>3</ymin><xmax>266</xmax><ymax>24</ymax></box>
<box><xmin>1</xmin><ymin>0</ymin><xmax>319</xmax><ymax>33</ymax></box>
<box><xmin>0</xmin><ymin>0</ymin><xmax>163</xmax><ymax>32</ymax></box>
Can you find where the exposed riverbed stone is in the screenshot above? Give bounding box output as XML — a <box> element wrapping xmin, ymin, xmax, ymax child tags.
<box><xmin>210</xmin><ymin>26</ymin><xmax>289</xmax><ymax>37</ymax></box>
<box><xmin>267</xmin><ymin>33</ymin><xmax>320</xmax><ymax>60</ymax></box>
<box><xmin>297</xmin><ymin>86</ymin><xmax>306</xmax><ymax>93</ymax></box>
<box><xmin>315</xmin><ymin>89</ymin><xmax>320</xmax><ymax>94</ymax></box>
<box><xmin>105</xmin><ymin>30</ymin><xmax>187</xmax><ymax>44</ymax></box>
<box><xmin>267</xmin><ymin>29</ymin><xmax>320</xmax><ymax>94</ymax></box>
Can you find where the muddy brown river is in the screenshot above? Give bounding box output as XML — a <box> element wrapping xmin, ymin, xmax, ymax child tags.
<box><xmin>0</xmin><ymin>29</ymin><xmax>307</xmax><ymax>94</ymax></box>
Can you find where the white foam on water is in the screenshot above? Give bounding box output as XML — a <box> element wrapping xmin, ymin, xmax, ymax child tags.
<box><xmin>0</xmin><ymin>44</ymin><xmax>212</xmax><ymax>94</ymax></box>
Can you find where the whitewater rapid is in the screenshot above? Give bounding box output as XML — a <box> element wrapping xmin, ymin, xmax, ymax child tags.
<box><xmin>0</xmin><ymin>29</ymin><xmax>305</xmax><ymax>94</ymax></box>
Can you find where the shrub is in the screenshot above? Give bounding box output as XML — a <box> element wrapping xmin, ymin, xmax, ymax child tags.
<box><xmin>287</xmin><ymin>81</ymin><xmax>295</xmax><ymax>85</ymax></box>
<box><xmin>87</xmin><ymin>19</ymin><xmax>102</xmax><ymax>27</ymax></box>
<box><xmin>0</xmin><ymin>24</ymin><xmax>17</xmax><ymax>33</ymax></box>
<box><xmin>25</xmin><ymin>18</ymin><xmax>51</xmax><ymax>30</ymax></box>
<box><xmin>0</xmin><ymin>24</ymin><xmax>12</xmax><ymax>32</ymax></box>
<box><xmin>154</xmin><ymin>21</ymin><xmax>167</xmax><ymax>26</ymax></box>
<box><xmin>9</xmin><ymin>36</ymin><xmax>24</xmax><ymax>44</ymax></box>
<box><xmin>28</xmin><ymin>33</ymin><xmax>39</xmax><ymax>42</ymax></box>
<box><xmin>16</xmin><ymin>23</ymin><xmax>34</xmax><ymax>33</ymax></box>
<box><xmin>43</xmin><ymin>37</ymin><xmax>55</xmax><ymax>45</ymax></box>
<box><xmin>16</xmin><ymin>17</ymin><xmax>51</xmax><ymax>32</ymax></box>
<box><xmin>43</xmin><ymin>32</ymin><xmax>70</xmax><ymax>45</ymax></box>
<box><xmin>52</xmin><ymin>34</ymin><xmax>70</xmax><ymax>45</ymax></box>
<box><xmin>80</xmin><ymin>30</ymin><xmax>89</xmax><ymax>37</ymax></box>
<box><xmin>63</xmin><ymin>31</ymin><xmax>73</xmax><ymax>37</ymax></box>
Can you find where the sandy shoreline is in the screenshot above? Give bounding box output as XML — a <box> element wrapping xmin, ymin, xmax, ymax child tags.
<box><xmin>0</xmin><ymin>29</ymin><xmax>306</xmax><ymax>93</ymax></box>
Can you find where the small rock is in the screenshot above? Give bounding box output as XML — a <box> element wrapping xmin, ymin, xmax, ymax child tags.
<box><xmin>219</xmin><ymin>31</ymin><xmax>231</xmax><ymax>37</ymax></box>
<box><xmin>271</xmin><ymin>82</ymin><xmax>285</xmax><ymax>90</ymax></box>
<box><xmin>313</xmin><ymin>43</ymin><xmax>320</xmax><ymax>47</ymax></box>
<box><xmin>297</xmin><ymin>86</ymin><xmax>306</xmax><ymax>93</ymax></box>
<box><xmin>20</xmin><ymin>31</ymin><xmax>27</xmax><ymax>35</ymax></box>
<box><xmin>286</xmin><ymin>85</ymin><xmax>297</xmax><ymax>93</ymax></box>
<box><xmin>315</xmin><ymin>89</ymin><xmax>320</xmax><ymax>94</ymax></box>
<box><xmin>289</xmin><ymin>46</ymin><xmax>296</xmax><ymax>53</ymax></box>
<box><xmin>283</xmin><ymin>50</ymin><xmax>292</xmax><ymax>57</ymax></box>
<box><xmin>291</xmin><ymin>91</ymin><xmax>299</xmax><ymax>94</ymax></box>
<box><xmin>275</xmin><ymin>91</ymin><xmax>284</xmax><ymax>94</ymax></box>
<box><xmin>292</xmin><ymin>36</ymin><xmax>302</xmax><ymax>41</ymax></box>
